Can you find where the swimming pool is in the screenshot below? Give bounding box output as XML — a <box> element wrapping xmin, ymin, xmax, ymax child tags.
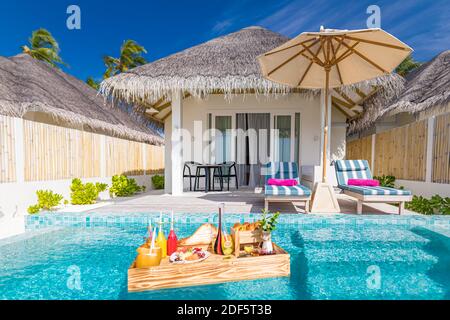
<box><xmin>0</xmin><ymin>213</ymin><xmax>449</xmax><ymax>300</ymax></box>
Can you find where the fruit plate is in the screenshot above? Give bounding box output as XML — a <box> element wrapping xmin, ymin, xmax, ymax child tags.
<box><xmin>169</xmin><ymin>250</ymin><xmax>210</xmax><ymax>264</ymax></box>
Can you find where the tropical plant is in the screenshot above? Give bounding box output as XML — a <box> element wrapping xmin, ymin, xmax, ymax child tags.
<box><xmin>70</xmin><ymin>178</ymin><xmax>108</xmax><ymax>205</ymax></box>
<box><xmin>109</xmin><ymin>175</ymin><xmax>143</xmax><ymax>197</ymax></box>
<box><xmin>151</xmin><ymin>175</ymin><xmax>164</xmax><ymax>190</ymax></box>
<box><xmin>21</xmin><ymin>28</ymin><xmax>65</xmax><ymax>68</ymax></box>
<box><xmin>258</xmin><ymin>210</ymin><xmax>280</xmax><ymax>232</ymax></box>
<box><xmin>103</xmin><ymin>40</ymin><xmax>147</xmax><ymax>79</ymax></box>
<box><xmin>396</xmin><ymin>55</ymin><xmax>421</xmax><ymax>77</ymax></box>
<box><xmin>373</xmin><ymin>175</ymin><xmax>396</xmax><ymax>188</ymax></box>
<box><xmin>406</xmin><ymin>195</ymin><xmax>450</xmax><ymax>215</ymax></box>
<box><xmin>86</xmin><ymin>77</ymin><xmax>100</xmax><ymax>90</ymax></box>
<box><xmin>27</xmin><ymin>190</ymin><xmax>64</xmax><ymax>214</ymax></box>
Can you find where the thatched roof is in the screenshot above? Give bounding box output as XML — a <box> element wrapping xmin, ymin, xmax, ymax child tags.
<box><xmin>100</xmin><ymin>26</ymin><xmax>405</xmax><ymax>121</ymax></box>
<box><xmin>100</xmin><ymin>26</ymin><xmax>295</xmax><ymax>105</ymax></box>
<box><xmin>0</xmin><ymin>54</ymin><xmax>163</xmax><ymax>145</ymax></box>
<box><xmin>349</xmin><ymin>50</ymin><xmax>450</xmax><ymax>133</ymax></box>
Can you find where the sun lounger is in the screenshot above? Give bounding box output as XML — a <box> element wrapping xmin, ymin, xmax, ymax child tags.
<box><xmin>263</xmin><ymin>162</ymin><xmax>311</xmax><ymax>212</ymax></box>
<box><xmin>335</xmin><ymin>160</ymin><xmax>412</xmax><ymax>214</ymax></box>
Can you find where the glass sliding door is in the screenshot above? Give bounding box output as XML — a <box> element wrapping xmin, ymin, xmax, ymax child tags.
<box><xmin>214</xmin><ymin>115</ymin><xmax>232</xmax><ymax>163</ymax></box>
<box><xmin>274</xmin><ymin>115</ymin><xmax>292</xmax><ymax>162</ymax></box>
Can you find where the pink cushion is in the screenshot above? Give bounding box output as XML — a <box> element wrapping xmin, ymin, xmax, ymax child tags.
<box><xmin>267</xmin><ymin>178</ymin><xmax>298</xmax><ymax>187</ymax></box>
<box><xmin>347</xmin><ymin>179</ymin><xmax>380</xmax><ymax>187</ymax></box>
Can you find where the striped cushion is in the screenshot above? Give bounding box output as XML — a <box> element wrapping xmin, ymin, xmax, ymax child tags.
<box><xmin>335</xmin><ymin>160</ymin><xmax>372</xmax><ymax>186</ymax></box>
<box><xmin>265</xmin><ymin>184</ymin><xmax>311</xmax><ymax>196</ymax></box>
<box><xmin>335</xmin><ymin>159</ymin><xmax>411</xmax><ymax>196</ymax></box>
<box><xmin>263</xmin><ymin>162</ymin><xmax>299</xmax><ymax>183</ymax></box>
<box><xmin>340</xmin><ymin>185</ymin><xmax>412</xmax><ymax>196</ymax></box>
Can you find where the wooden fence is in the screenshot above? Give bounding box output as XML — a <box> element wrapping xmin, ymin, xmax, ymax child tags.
<box><xmin>0</xmin><ymin>115</ymin><xmax>164</xmax><ymax>183</ymax></box>
<box><xmin>347</xmin><ymin>114</ymin><xmax>449</xmax><ymax>184</ymax></box>
<box><xmin>0</xmin><ymin>115</ymin><xmax>16</xmax><ymax>183</ymax></box>
<box><xmin>346</xmin><ymin>135</ymin><xmax>372</xmax><ymax>165</ymax></box>
<box><xmin>432</xmin><ymin>113</ymin><xmax>450</xmax><ymax>184</ymax></box>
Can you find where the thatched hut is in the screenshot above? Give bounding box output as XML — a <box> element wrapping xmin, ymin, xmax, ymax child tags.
<box><xmin>100</xmin><ymin>26</ymin><xmax>403</xmax><ymax>194</ymax></box>
<box><xmin>0</xmin><ymin>54</ymin><xmax>165</xmax><ymax>224</ymax></box>
<box><xmin>0</xmin><ymin>53</ymin><xmax>163</xmax><ymax>145</ymax></box>
<box><xmin>349</xmin><ymin>50</ymin><xmax>450</xmax><ymax>134</ymax></box>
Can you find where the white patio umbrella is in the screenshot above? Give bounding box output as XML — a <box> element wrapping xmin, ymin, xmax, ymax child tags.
<box><xmin>258</xmin><ymin>27</ymin><xmax>412</xmax><ymax>212</ymax></box>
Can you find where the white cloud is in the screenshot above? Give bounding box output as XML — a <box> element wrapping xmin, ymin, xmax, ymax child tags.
<box><xmin>212</xmin><ymin>19</ymin><xmax>234</xmax><ymax>34</ymax></box>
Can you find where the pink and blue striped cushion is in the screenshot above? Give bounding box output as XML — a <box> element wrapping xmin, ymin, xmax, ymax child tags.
<box><xmin>335</xmin><ymin>160</ymin><xmax>411</xmax><ymax>196</ymax></box>
<box><xmin>264</xmin><ymin>162</ymin><xmax>311</xmax><ymax>196</ymax></box>
<box><xmin>340</xmin><ymin>184</ymin><xmax>411</xmax><ymax>195</ymax></box>
<box><xmin>265</xmin><ymin>184</ymin><xmax>311</xmax><ymax>196</ymax></box>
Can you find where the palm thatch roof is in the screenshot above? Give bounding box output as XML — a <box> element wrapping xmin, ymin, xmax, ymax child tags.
<box><xmin>349</xmin><ymin>50</ymin><xmax>450</xmax><ymax>133</ymax></box>
<box><xmin>100</xmin><ymin>27</ymin><xmax>293</xmax><ymax>105</ymax></box>
<box><xmin>100</xmin><ymin>26</ymin><xmax>404</xmax><ymax>122</ymax></box>
<box><xmin>0</xmin><ymin>54</ymin><xmax>163</xmax><ymax>145</ymax></box>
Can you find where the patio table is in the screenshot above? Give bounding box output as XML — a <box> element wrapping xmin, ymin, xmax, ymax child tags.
<box><xmin>194</xmin><ymin>164</ymin><xmax>223</xmax><ymax>193</ymax></box>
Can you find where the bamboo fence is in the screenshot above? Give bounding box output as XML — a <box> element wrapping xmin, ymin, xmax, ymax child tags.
<box><xmin>347</xmin><ymin>118</ymin><xmax>436</xmax><ymax>182</ymax></box>
<box><xmin>0</xmin><ymin>115</ymin><xmax>164</xmax><ymax>183</ymax></box>
<box><xmin>432</xmin><ymin>113</ymin><xmax>450</xmax><ymax>184</ymax></box>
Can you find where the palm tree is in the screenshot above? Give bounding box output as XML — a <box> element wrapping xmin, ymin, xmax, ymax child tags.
<box><xmin>21</xmin><ymin>28</ymin><xmax>65</xmax><ymax>68</ymax></box>
<box><xmin>103</xmin><ymin>40</ymin><xmax>147</xmax><ymax>78</ymax></box>
<box><xmin>86</xmin><ymin>77</ymin><xmax>100</xmax><ymax>90</ymax></box>
<box><xmin>396</xmin><ymin>55</ymin><xmax>421</xmax><ymax>77</ymax></box>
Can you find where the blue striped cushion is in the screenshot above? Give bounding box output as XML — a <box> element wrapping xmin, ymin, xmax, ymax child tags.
<box><xmin>335</xmin><ymin>160</ymin><xmax>411</xmax><ymax>196</ymax></box>
<box><xmin>265</xmin><ymin>184</ymin><xmax>311</xmax><ymax>196</ymax></box>
<box><xmin>335</xmin><ymin>160</ymin><xmax>373</xmax><ymax>186</ymax></box>
<box><xmin>263</xmin><ymin>162</ymin><xmax>299</xmax><ymax>183</ymax></box>
<box><xmin>340</xmin><ymin>185</ymin><xmax>412</xmax><ymax>196</ymax></box>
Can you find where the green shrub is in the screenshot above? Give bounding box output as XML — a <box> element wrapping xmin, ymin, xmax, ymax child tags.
<box><xmin>373</xmin><ymin>175</ymin><xmax>396</xmax><ymax>188</ymax></box>
<box><xmin>151</xmin><ymin>175</ymin><xmax>164</xmax><ymax>190</ymax></box>
<box><xmin>27</xmin><ymin>190</ymin><xmax>63</xmax><ymax>214</ymax></box>
<box><xmin>109</xmin><ymin>175</ymin><xmax>142</xmax><ymax>197</ymax></box>
<box><xmin>70</xmin><ymin>178</ymin><xmax>108</xmax><ymax>205</ymax></box>
<box><xmin>406</xmin><ymin>195</ymin><xmax>450</xmax><ymax>215</ymax></box>
<box><xmin>27</xmin><ymin>205</ymin><xmax>41</xmax><ymax>214</ymax></box>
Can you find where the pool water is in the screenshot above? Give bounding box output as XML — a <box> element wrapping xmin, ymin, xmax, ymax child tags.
<box><xmin>0</xmin><ymin>215</ymin><xmax>449</xmax><ymax>300</ymax></box>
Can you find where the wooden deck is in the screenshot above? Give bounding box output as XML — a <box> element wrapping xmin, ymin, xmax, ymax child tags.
<box><xmin>87</xmin><ymin>188</ymin><xmax>416</xmax><ymax>215</ymax></box>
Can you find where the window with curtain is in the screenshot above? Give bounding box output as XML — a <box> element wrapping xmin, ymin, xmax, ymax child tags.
<box><xmin>275</xmin><ymin>115</ymin><xmax>291</xmax><ymax>162</ymax></box>
<box><xmin>215</xmin><ymin>115</ymin><xmax>232</xmax><ymax>163</ymax></box>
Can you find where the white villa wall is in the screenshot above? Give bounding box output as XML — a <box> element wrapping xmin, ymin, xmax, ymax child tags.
<box><xmin>164</xmin><ymin>93</ymin><xmax>347</xmax><ymax>191</ymax></box>
<box><xmin>396</xmin><ymin>180</ymin><xmax>450</xmax><ymax>198</ymax></box>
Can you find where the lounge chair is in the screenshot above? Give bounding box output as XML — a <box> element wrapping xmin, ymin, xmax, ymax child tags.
<box><xmin>263</xmin><ymin>162</ymin><xmax>311</xmax><ymax>212</ymax></box>
<box><xmin>334</xmin><ymin>160</ymin><xmax>412</xmax><ymax>214</ymax></box>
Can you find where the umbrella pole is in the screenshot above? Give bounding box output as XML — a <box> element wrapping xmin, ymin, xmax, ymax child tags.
<box><xmin>322</xmin><ymin>68</ymin><xmax>330</xmax><ymax>183</ymax></box>
<box><xmin>310</xmin><ymin>66</ymin><xmax>340</xmax><ymax>213</ymax></box>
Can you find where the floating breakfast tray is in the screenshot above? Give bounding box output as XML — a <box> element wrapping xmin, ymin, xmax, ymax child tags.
<box><xmin>128</xmin><ymin>243</ymin><xmax>290</xmax><ymax>292</ymax></box>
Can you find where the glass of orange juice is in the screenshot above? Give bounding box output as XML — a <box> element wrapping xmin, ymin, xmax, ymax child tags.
<box><xmin>135</xmin><ymin>246</ymin><xmax>162</xmax><ymax>268</ymax></box>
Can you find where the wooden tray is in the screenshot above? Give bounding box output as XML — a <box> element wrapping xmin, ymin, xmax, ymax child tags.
<box><xmin>128</xmin><ymin>243</ymin><xmax>290</xmax><ymax>292</ymax></box>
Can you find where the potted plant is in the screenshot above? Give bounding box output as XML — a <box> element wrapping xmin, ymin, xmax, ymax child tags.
<box><xmin>258</xmin><ymin>210</ymin><xmax>280</xmax><ymax>254</ymax></box>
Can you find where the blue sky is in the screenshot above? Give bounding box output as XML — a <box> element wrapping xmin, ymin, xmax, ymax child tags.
<box><xmin>1</xmin><ymin>0</ymin><xmax>448</xmax><ymax>81</ymax></box>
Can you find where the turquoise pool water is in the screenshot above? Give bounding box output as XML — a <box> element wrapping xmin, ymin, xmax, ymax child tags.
<box><xmin>0</xmin><ymin>214</ymin><xmax>449</xmax><ymax>300</ymax></box>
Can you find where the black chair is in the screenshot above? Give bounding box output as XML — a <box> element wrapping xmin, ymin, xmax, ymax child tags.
<box><xmin>214</xmin><ymin>161</ymin><xmax>238</xmax><ymax>191</ymax></box>
<box><xmin>183</xmin><ymin>161</ymin><xmax>203</xmax><ymax>191</ymax></box>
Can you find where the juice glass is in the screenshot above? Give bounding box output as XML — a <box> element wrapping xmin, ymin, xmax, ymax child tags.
<box><xmin>135</xmin><ymin>246</ymin><xmax>162</xmax><ymax>268</ymax></box>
